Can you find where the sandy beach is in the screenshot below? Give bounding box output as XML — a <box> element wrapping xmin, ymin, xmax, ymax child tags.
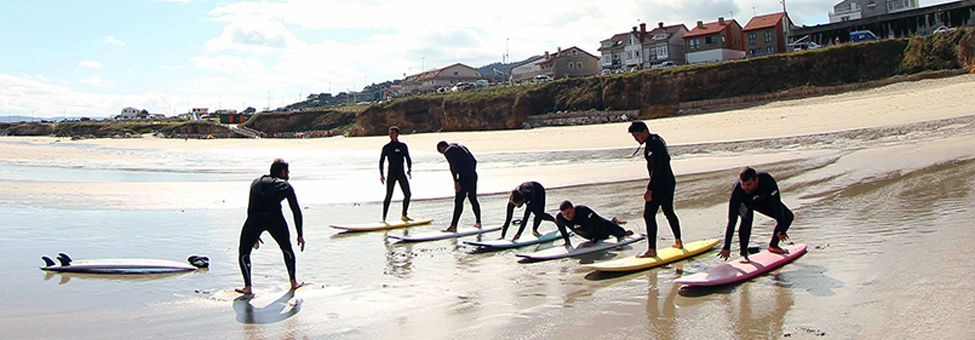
<box><xmin>1</xmin><ymin>74</ymin><xmax>974</xmax><ymax>339</ymax></box>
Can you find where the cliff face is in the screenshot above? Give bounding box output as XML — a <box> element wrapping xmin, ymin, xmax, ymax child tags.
<box><xmin>241</xmin><ymin>109</ymin><xmax>354</xmax><ymax>135</ymax></box>
<box><xmin>1</xmin><ymin>123</ymin><xmax>55</xmax><ymax>136</ymax></box>
<box><xmin>356</xmin><ymin>29</ymin><xmax>975</xmax><ymax>136</ymax></box>
<box><xmin>160</xmin><ymin>121</ymin><xmax>233</xmax><ymax>138</ymax></box>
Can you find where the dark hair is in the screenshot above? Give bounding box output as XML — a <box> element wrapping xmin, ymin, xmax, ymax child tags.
<box><xmin>559</xmin><ymin>200</ymin><xmax>573</xmax><ymax>211</ymax></box>
<box><xmin>270</xmin><ymin>158</ymin><xmax>289</xmax><ymax>178</ymax></box>
<box><xmin>389</xmin><ymin>126</ymin><xmax>400</xmax><ymax>133</ymax></box>
<box><xmin>436</xmin><ymin>141</ymin><xmax>449</xmax><ymax>150</ymax></box>
<box><xmin>628</xmin><ymin>121</ymin><xmax>648</xmax><ymax>133</ymax></box>
<box><xmin>739</xmin><ymin>166</ymin><xmax>757</xmax><ymax>181</ymax></box>
<box><xmin>510</xmin><ymin>189</ymin><xmax>524</xmax><ymax>204</ymax></box>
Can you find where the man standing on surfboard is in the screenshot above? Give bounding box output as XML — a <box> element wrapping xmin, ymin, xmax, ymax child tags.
<box><xmin>556</xmin><ymin>200</ymin><xmax>634</xmax><ymax>248</ymax></box>
<box><xmin>500</xmin><ymin>181</ymin><xmax>556</xmax><ymax>240</ymax></box>
<box><xmin>236</xmin><ymin>159</ymin><xmax>305</xmax><ymax>295</ymax></box>
<box><xmin>379</xmin><ymin>126</ymin><xmax>413</xmax><ymax>223</ymax></box>
<box><xmin>438</xmin><ymin>141</ymin><xmax>481</xmax><ymax>232</ymax></box>
<box><xmin>719</xmin><ymin>166</ymin><xmax>795</xmax><ymax>262</ymax></box>
<box><xmin>628</xmin><ymin>121</ymin><xmax>683</xmax><ymax>258</ymax></box>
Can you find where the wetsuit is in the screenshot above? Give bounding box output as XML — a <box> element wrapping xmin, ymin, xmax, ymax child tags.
<box><xmin>643</xmin><ymin>133</ymin><xmax>681</xmax><ymax>249</ymax></box>
<box><xmin>500</xmin><ymin>181</ymin><xmax>556</xmax><ymax>238</ymax></box>
<box><xmin>380</xmin><ymin>140</ymin><xmax>412</xmax><ymax>220</ymax></box>
<box><xmin>556</xmin><ymin>205</ymin><xmax>627</xmax><ymax>244</ymax></box>
<box><xmin>722</xmin><ymin>172</ymin><xmax>794</xmax><ymax>255</ymax></box>
<box><xmin>443</xmin><ymin>143</ymin><xmax>481</xmax><ymax>227</ymax></box>
<box><xmin>238</xmin><ymin>175</ymin><xmax>303</xmax><ymax>287</ymax></box>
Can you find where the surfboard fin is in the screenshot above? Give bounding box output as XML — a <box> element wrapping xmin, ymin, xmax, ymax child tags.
<box><xmin>56</xmin><ymin>253</ymin><xmax>73</xmax><ymax>266</ymax></box>
<box><xmin>41</xmin><ymin>256</ymin><xmax>56</xmax><ymax>267</ymax></box>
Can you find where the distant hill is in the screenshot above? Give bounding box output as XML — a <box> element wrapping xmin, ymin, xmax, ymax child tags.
<box><xmin>0</xmin><ymin>115</ymin><xmax>104</xmax><ymax>123</ymax></box>
<box><xmin>477</xmin><ymin>56</ymin><xmax>541</xmax><ymax>83</ymax></box>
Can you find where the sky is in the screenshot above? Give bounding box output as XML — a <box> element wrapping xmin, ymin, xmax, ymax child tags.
<box><xmin>0</xmin><ymin>0</ymin><xmax>959</xmax><ymax>118</ymax></box>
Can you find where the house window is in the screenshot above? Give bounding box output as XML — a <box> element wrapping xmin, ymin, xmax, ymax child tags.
<box><xmin>705</xmin><ymin>36</ymin><xmax>714</xmax><ymax>44</ymax></box>
<box><xmin>764</xmin><ymin>31</ymin><xmax>773</xmax><ymax>43</ymax></box>
<box><xmin>767</xmin><ymin>46</ymin><xmax>775</xmax><ymax>54</ymax></box>
<box><xmin>577</xmin><ymin>62</ymin><xmax>583</xmax><ymax>69</ymax></box>
<box><xmin>722</xmin><ymin>36</ymin><xmax>727</xmax><ymax>43</ymax></box>
<box><xmin>751</xmin><ymin>48</ymin><xmax>762</xmax><ymax>56</ymax></box>
<box><xmin>569</xmin><ymin>62</ymin><xmax>574</xmax><ymax>69</ymax></box>
<box><xmin>689</xmin><ymin>39</ymin><xmax>700</xmax><ymax>49</ymax></box>
<box><xmin>748</xmin><ymin>33</ymin><xmax>757</xmax><ymax>45</ymax></box>
<box><xmin>454</xmin><ymin>72</ymin><xmax>458</xmax><ymax>75</ymax></box>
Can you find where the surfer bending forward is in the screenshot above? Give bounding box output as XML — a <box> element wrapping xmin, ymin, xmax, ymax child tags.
<box><xmin>237</xmin><ymin>159</ymin><xmax>305</xmax><ymax>295</ymax></box>
<box><xmin>556</xmin><ymin>200</ymin><xmax>634</xmax><ymax>248</ymax></box>
<box><xmin>718</xmin><ymin>167</ymin><xmax>795</xmax><ymax>263</ymax></box>
<box><xmin>500</xmin><ymin>181</ymin><xmax>556</xmax><ymax>240</ymax></box>
<box><xmin>437</xmin><ymin>141</ymin><xmax>482</xmax><ymax>232</ymax></box>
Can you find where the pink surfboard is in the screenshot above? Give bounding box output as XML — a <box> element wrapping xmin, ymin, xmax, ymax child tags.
<box><xmin>674</xmin><ymin>244</ymin><xmax>807</xmax><ymax>287</ymax></box>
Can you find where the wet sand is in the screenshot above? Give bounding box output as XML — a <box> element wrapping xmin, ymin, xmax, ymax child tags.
<box><xmin>1</xmin><ymin>75</ymin><xmax>974</xmax><ymax>339</ymax></box>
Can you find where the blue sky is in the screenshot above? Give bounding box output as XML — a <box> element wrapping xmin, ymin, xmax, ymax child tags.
<box><xmin>0</xmin><ymin>0</ymin><xmax>958</xmax><ymax>118</ymax></box>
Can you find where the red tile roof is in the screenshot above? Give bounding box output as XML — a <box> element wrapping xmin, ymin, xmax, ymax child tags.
<box><xmin>743</xmin><ymin>12</ymin><xmax>786</xmax><ymax>32</ymax></box>
<box><xmin>684</xmin><ymin>19</ymin><xmax>740</xmax><ymax>39</ymax></box>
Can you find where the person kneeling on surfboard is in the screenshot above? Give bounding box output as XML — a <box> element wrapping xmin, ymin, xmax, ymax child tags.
<box><xmin>438</xmin><ymin>141</ymin><xmax>482</xmax><ymax>233</ymax></box>
<box><xmin>500</xmin><ymin>181</ymin><xmax>557</xmax><ymax>240</ymax></box>
<box><xmin>718</xmin><ymin>167</ymin><xmax>795</xmax><ymax>263</ymax></box>
<box><xmin>237</xmin><ymin>159</ymin><xmax>306</xmax><ymax>295</ymax></box>
<box><xmin>556</xmin><ymin>200</ymin><xmax>634</xmax><ymax>248</ymax></box>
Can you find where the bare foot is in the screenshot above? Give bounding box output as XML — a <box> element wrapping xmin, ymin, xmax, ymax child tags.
<box><xmin>235</xmin><ymin>287</ymin><xmax>253</xmax><ymax>295</ymax></box>
<box><xmin>777</xmin><ymin>232</ymin><xmax>789</xmax><ymax>242</ymax></box>
<box><xmin>473</xmin><ymin>223</ymin><xmax>482</xmax><ymax>229</ymax></box>
<box><xmin>637</xmin><ymin>249</ymin><xmax>657</xmax><ymax>258</ymax></box>
<box><xmin>401</xmin><ymin>215</ymin><xmax>413</xmax><ymax>222</ymax></box>
<box><xmin>290</xmin><ymin>281</ymin><xmax>305</xmax><ymax>291</ymax></box>
<box><xmin>442</xmin><ymin>225</ymin><xmax>457</xmax><ymax>233</ymax></box>
<box><xmin>740</xmin><ymin>257</ymin><xmax>752</xmax><ymax>264</ymax></box>
<box><xmin>767</xmin><ymin>246</ymin><xmax>789</xmax><ymax>255</ymax></box>
<box><xmin>532</xmin><ymin>230</ymin><xmax>542</xmax><ymax>237</ymax></box>
<box><xmin>624</xmin><ymin>230</ymin><xmax>635</xmax><ymax>237</ymax></box>
<box><xmin>673</xmin><ymin>239</ymin><xmax>683</xmax><ymax>249</ymax></box>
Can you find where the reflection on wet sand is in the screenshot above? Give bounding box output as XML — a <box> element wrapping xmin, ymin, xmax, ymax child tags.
<box><xmin>233</xmin><ymin>289</ymin><xmax>301</xmax><ymax>324</ymax></box>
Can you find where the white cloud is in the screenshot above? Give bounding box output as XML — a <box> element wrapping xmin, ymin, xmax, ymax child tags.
<box><xmin>191</xmin><ymin>55</ymin><xmax>264</xmax><ymax>73</ymax></box>
<box><xmin>79</xmin><ymin>60</ymin><xmax>103</xmax><ymax>69</ymax></box>
<box><xmin>103</xmin><ymin>36</ymin><xmax>126</xmax><ymax>47</ymax></box>
<box><xmin>204</xmin><ymin>17</ymin><xmax>297</xmax><ymax>53</ymax></box>
<box><xmin>77</xmin><ymin>76</ymin><xmax>115</xmax><ymax>87</ymax></box>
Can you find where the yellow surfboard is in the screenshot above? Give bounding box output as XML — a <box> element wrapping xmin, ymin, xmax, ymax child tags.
<box><xmin>581</xmin><ymin>238</ymin><xmax>720</xmax><ymax>272</ymax></box>
<box><xmin>329</xmin><ymin>218</ymin><xmax>433</xmax><ymax>232</ymax></box>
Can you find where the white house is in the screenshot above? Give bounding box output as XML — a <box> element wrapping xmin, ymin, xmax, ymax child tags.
<box><xmin>118</xmin><ymin>107</ymin><xmax>141</xmax><ymax>120</ymax></box>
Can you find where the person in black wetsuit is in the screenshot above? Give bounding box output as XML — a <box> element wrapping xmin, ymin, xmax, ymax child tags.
<box><xmin>500</xmin><ymin>181</ymin><xmax>556</xmax><ymax>240</ymax></box>
<box><xmin>379</xmin><ymin>126</ymin><xmax>413</xmax><ymax>223</ymax></box>
<box><xmin>718</xmin><ymin>167</ymin><xmax>795</xmax><ymax>263</ymax></box>
<box><xmin>628</xmin><ymin>121</ymin><xmax>683</xmax><ymax>258</ymax></box>
<box><xmin>555</xmin><ymin>200</ymin><xmax>634</xmax><ymax>248</ymax></box>
<box><xmin>437</xmin><ymin>141</ymin><xmax>481</xmax><ymax>232</ymax></box>
<box><xmin>236</xmin><ymin>159</ymin><xmax>305</xmax><ymax>295</ymax></box>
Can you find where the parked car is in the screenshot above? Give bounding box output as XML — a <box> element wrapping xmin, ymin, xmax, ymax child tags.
<box><xmin>473</xmin><ymin>79</ymin><xmax>489</xmax><ymax>88</ymax></box>
<box><xmin>451</xmin><ymin>82</ymin><xmax>475</xmax><ymax>92</ymax></box>
<box><xmin>436</xmin><ymin>86</ymin><xmax>450</xmax><ymax>93</ymax></box>
<box><xmin>849</xmin><ymin>30</ymin><xmax>879</xmax><ymax>42</ymax></box>
<box><xmin>600</xmin><ymin>69</ymin><xmax>613</xmax><ymax>75</ymax></box>
<box><xmin>651</xmin><ymin>61</ymin><xmax>676</xmax><ymax>69</ymax></box>
<box><xmin>932</xmin><ymin>26</ymin><xmax>956</xmax><ymax>34</ymax></box>
<box><xmin>790</xmin><ymin>35</ymin><xmax>823</xmax><ymax>51</ymax></box>
<box><xmin>531</xmin><ymin>75</ymin><xmax>553</xmax><ymax>83</ymax></box>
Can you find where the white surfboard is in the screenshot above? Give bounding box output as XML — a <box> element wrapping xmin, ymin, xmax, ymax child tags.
<box><xmin>386</xmin><ymin>226</ymin><xmax>502</xmax><ymax>243</ymax></box>
<box><xmin>330</xmin><ymin>218</ymin><xmax>433</xmax><ymax>232</ymax></box>
<box><xmin>464</xmin><ymin>230</ymin><xmax>563</xmax><ymax>250</ymax></box>
<box><xmin>515</xmin><ymin>235</ymin><xmax>647</xmax><ymax>261</ymax></box>
<box><xmin>40</xmin><ymin>258</ymin><xmax>199</xmax><ymax>274</ymax></box>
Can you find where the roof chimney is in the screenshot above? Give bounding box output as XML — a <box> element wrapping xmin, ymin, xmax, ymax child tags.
<box><xmin>640</xmin><ymin>23</ymin><xmax>647</xmax><ymax>33</ymax></box>
<box><xmin>697</xmin><ymin>20</ymin><xmax>704</xmax><ymax>28</ymax></box>
<box><xmin>557</xmin><ymin>47</ymin><xmax>561</xmax><ymax>55</ymax></box>
<box><xmin>544</xmin><ymin>51</ymin><xmax>549</xmax><ymax>59</ymax></box>
<box><xmin>632</xmin><ymin>26</ymin><xmax>638</xmax><ymax>32</ymax></box>
<box><xmin>718</xmin><ymin>17</ymin><xmax>725</xmax><ymax>25</ymax></box>
<box><xmin>658</xmin><ymin>22</ymin><xmax>664</xmax><ymax>28</ymax></box>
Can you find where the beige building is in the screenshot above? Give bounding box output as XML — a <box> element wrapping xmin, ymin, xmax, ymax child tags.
<box><xmin>510</xmin><ymin>46</ymin><xmax>599</xmax><ymax>83</ymax></box>
<box><xmin>397</xmin><ymin>63</ymin><xmax>484</xmax><ymax>95</ymax></box>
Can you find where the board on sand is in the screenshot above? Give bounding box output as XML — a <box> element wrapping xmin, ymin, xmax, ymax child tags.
<box><xmin>674</xmin><ymin>244</ymin><xmax>807</xmax><ymax>287</ymax></box>
<box><xmin>330</xmin><ymin>218</ymin><xmax>433</xmax><ymax>232</ymax></box>
<box><xmin>581</xmin><ymin>238</ymin><xmax>720</xmax><ymax>272</ymax></box>
<box><xmin>386</xmin><ymin>226</ymin><xmax>502</xmax><ymax>243</ymax></box>
<box><xmin>464</xmin><ymin>230</ymin><xmax>562</xmax><ymax>250</ymax></box>
<box><xmin>515</xmin><ymin>235</ymin><xmax>646</xmax><ymax>261</ymax></box>
<box><xmin>39</xmin><ymin>253</ymin><xmax>207</xmax><ymax>274</ymax></box>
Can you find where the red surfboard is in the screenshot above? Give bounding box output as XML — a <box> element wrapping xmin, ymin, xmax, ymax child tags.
<box><xmin>674</xmin><ymin>244</ymin><xmax>807</xmax><ymax>287</ymax></box>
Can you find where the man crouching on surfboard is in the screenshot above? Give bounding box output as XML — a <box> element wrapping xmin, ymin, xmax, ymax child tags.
<box><xmin>236</xmin><ymin>159</ymin><xmax>305</xmax><ymax>295</ymax></box>
<box><xmin>556</xmin><ymin>200</ymin><xmax>634</xmax><ymax>248</ymax></box>
<box><xmin>719</xmin><ymin>167</ymin><xmax>794</xmax><ymax>263</ymax></box>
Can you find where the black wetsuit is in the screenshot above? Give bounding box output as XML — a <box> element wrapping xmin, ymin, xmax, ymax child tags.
<box><xmin>238</xmin><ymin>175</ymin><xmax>303</xmax><ymax>287</ymax></box>
<box><xmin>501</xmin><ymin>181</ymin><xmax>556</xmax><ymax>238</ymax></box>
<box><xmin>643</xmin><ymin>133</ymin><xmax>681</xmax><ymax>249</ymax></box>
<box><xmin>380</xmin><ymin>140</ymin><xmax>412</xmax><ymax>220</ymax></box>
<box><xmin>722</xmin><ymin>172</ymin><xmax>795</xmax><ymax>255</ymax></box>
<box><xmin>443</xmin><ymin>143</ymin><xmax>481</xmax><ymax>227</ymax></box>
<box><xmin>556</xmin><ymin>205</ymin><xmax>627</xmax><ymax>244</ymax></box>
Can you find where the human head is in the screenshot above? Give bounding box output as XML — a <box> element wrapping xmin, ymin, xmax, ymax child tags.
<box><xmin>628</xmin><ymin>121</ymin><xmax>650</xmax><ymax>144</ymax></box>
<box><xmin>388</xmin><ymin>126</ymin><xmax>400</xmax><ymax>141</ymax></box>
<box><xmin>559</xmin><ymin>200</ymin><xmax>576</xmax><ymax>220</ymax></box>
<box><xmin>270</xmin><ymin>158</ymin><xmax>290</xmax><ymax>180</ymax></box>
<box><xmin>510</xmin><ymin>189</ymin><xmax>525</xmax><ymax>207</ymax></box>
<box><xmin>436</xmin><ymin>141</ymin><xmax>449</xmax><ymax>154</ymax></box>
<box><xmin>739</xmin><ymin>166</ymin><xmax>758</xmax><ymax>194</ymax></box>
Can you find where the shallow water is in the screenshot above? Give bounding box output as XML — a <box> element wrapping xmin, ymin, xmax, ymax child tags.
<box><xmin>1</xmin><ymin>116</ymin><xmax>974</xmax><ymax>339</ymax></box>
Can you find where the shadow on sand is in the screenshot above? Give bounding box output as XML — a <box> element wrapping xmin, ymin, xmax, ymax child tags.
<box><xmin>233</xmin><ymin>289</ymin><xmax>302</xmax><ymax>324</ymax></box>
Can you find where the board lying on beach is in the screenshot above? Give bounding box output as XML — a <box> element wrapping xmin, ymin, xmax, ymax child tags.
<box><xmin>464</xmin><ymin>230</ymin><xmax>563</xmax><ymax>250</ymax></box>
<box><xmin>581</xmin><ymin>238</ymin><xmax>720</xmax><ymax>272</ymax></box>
<box><xmin>515</xmin><ymin>235</ymin><xmax>646</xmax><ymax>261</ymax></box>
<box><xmin>386</xmin><ymin>226</ymin><xmax>502</xmax><ymax>243</ymax></box>
<box><xmin>674</xmin><ymin>244</ymin><xmax>807</xmax><ymax>287</ymax></box>
<box><xmin>330</xmin><ymin>218</ymin><xmax>433</xmax><ymax>232</ymax></box>
<box><xmin>39</xmin><ymin>253</ymin><xmax>207</xmax><ymax>274</ymax></box>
